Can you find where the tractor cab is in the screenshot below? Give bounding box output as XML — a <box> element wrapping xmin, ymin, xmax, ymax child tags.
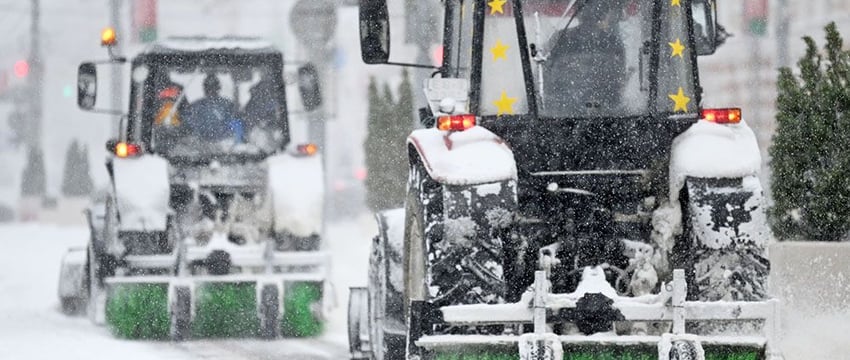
<box><xmin>78</xmin><ymin>35</ymin><xmax>321</xmax><ymax>164</ymax></box>
<box><xmin>63</xmin><ymin>33</ymin><xmax>330</xmax><ymax>340</ymax></box>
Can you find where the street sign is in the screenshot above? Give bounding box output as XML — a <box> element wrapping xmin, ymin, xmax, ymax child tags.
<box><xmin>290</xmin><ymin>0</ymin><xmax>336</xmax><ymax>50</ymax></box>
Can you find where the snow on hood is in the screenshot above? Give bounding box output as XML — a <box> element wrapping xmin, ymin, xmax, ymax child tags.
<box><xmin>267</xmin><ymin>153</ymin><xmax>324</xmax><ymax>238</ymax></box>
<box><xmin>408</xmin><ymin>126</ymin><xmax>517</xmax><ymax>186</ymax></box>
<box><xmin>669</xmin><ymin>119</ymin><xmax>761</xmax><ymax>201</ymax></box>
<box><xmin>112</xmin><ymin>155</ymin><xmax>170</xmax><ymax>232</ymax></box>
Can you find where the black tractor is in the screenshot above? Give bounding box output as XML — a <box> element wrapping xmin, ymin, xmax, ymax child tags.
<box><xmin>348</xmin><ymin>0</ymin><xmax>779</xmax><ymax>359</ymax></box>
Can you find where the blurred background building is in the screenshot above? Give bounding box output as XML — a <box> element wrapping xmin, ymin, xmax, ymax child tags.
<box><xmin>0</xmin><ymin>0</ymin><xmax>849</xmax><ymax>222</ymax></box>
<box><xmin>699</xmin><ymin>0</ymin><xmax>850</xmax><ymax>192</ymax></box>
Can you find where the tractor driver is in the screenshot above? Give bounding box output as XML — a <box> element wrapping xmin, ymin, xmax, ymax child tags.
<box><xmin>188</xmin><ymin>75</ymin><xmax>241</xmax><ymax>142</ymax></box>
<box><xmin>543</xmin><ymin>0</ymin><xmax>627</xmax><ymax>116</ymax></box>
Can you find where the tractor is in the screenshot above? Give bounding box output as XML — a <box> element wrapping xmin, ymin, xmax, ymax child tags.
<box><xmin>58</xmin><ymin>32</ymin><xmax>330</xmax><ymax>340</ymax></box>
<box><xmin>348</xmin><ymin>0</ymin><xmax>783</xmax><ymax>359</ymax></box>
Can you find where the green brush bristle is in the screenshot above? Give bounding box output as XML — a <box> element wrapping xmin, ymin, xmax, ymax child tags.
<box><xmin>281</xmin><ymin>282</ymin><xmax>323</xmax><ymax>337</ymax></box>
<box><xmin>192</xmin><ymin>282</ymin><xmax>259</xmax><ymax>338</ymax></box>
<box><xmin>105</xmin><ymin>283</ymin><xmax>170</xmax><ymax>339</ymax></box>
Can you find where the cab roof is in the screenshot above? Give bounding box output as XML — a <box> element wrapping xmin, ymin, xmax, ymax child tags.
<box><xmin>142</xmin><ymin>36</ymin><xmax>280</xmax><ymax>55</ymax></box>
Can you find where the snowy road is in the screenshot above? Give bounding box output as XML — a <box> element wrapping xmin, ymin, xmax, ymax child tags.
<box><xmin>0</xmin><ymin>217</ymin><xmax>376</xmax><ymax>360</ymax></box>
<box><xmin>2</xmin><ymin>218</ymin><xmax>849</xmax><ymax>359</ymax></box>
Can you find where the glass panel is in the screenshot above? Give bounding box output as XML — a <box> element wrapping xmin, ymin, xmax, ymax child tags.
<box><xmin>480</xmin><ymin>1</ymin><xmax>529</xmax><ymax>116</ymax></box>
<box><xmin>656</xmin><ymin>0</ymin><xmax>698</xmax><ymax>115</ymax></box>
<box><xmin>522</xmin><ymin>0</ymin><xmax>652</xmax><ymax>117</ymax></box>
<box><xmin>145</xmin><ymin>62</ymin><xmax>284</xmax><ymax>158</ymax></box>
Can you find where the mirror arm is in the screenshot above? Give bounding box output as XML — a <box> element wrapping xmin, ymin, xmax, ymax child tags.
<box><xmin>384</xmin><ymin>61</ymin><xmax>441</xmax><ymax>70</ymax></box>
<box><xmin>89</xmin><ymin>58</ymin><xmax>127</xmax><ymax>65</ymax></box>
<box><xmin>107</xmin><ymin>47</ymin><xmax>128</xmax><ymax>63</ymax></box>
<box><xmin>85</xmin><ymin>108</ymin><xmax>125</xmax><ymax>115</ymax></box>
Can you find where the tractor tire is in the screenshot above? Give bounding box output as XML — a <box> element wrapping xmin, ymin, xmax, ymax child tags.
<box><xmin>60</xmin><ymin>297</ymin><xmax>86</xmax><ymax>315</ymax></box>
<box><xmin>405</xmin><ymin>159</ymin><xmax>506</xmax><ymax>310</ymax></box>
<box><xmin>171</xmin><ymin>285</ymin><xmax>192</xmax><ymax>341</ymax></box>
<box><xmin>258</xmin><ymin>284</ymin><xmax>281</xmax><ymax>339</ymax></box>
<box><xmin>368</xmin><ymin>210</ymin><xmax>406</xmax><ymax>360</ymax></box>
<box><xmin>678</xmin><ymin>177</ymin><xmax>769</xmax><ymax>302</ymax></box>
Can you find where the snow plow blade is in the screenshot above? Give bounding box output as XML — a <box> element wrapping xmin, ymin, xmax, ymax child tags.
<box><xmin>421</xmin><ymin>337</ymin><xmax>763</xmax><ymax>360</ymax></box>
<box><xmin>408</xmin><ymin>270</ymin><xmax>783</xmax><ymax>360</ymax></box>
<box><xmin>103</xmin><ymin>274</ymin><xmax>326</xmax><ymax>340</ymax></box>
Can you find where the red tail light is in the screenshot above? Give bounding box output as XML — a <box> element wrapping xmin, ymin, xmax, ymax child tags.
<box><xmin>701</xmin><ymin>108</ymin><xmax>741</xmax><ymax>124</ymax></box>
<box><xmin>296</xmin><ymin>143</ymin><xmax>318</xmax><ymax>156</ymax></box>
<box><xmin>437</xmin><ymin>114</ymin><xmax>476</xmax><ymax>131</ymax></box>
<box><xmin>115</xmin><ymin>142</ymin><xmax>140</xmax><ymax>158</ymax></box>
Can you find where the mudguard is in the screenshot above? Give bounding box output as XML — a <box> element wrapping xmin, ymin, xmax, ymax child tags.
<box><xmin>407</xmin><ymin>126</ymin><xmax>517</xmax><ymax>186</ymax></box>
<box><xmin>112</xmin><ymin>155</ymin><xmax>170</xmax><ymax>232</ymax></box>
<box><xmin>668</xmin><ymin>119</ymin><xmax>761</xmax><ymax>201</ymax></box>
<box><xmin>58</xmin><ymin>247</ymin><xmax>88</xmax><ymax>300</ymax></box>
<box><xmin>669</xmin><ymin>119</ymin><xmax>770</xmax><ymax>301</ymax></box>
<box><xmin>267</xmin><ymin>153</ymin><xmax>324</xmax><ymax>238</ymax></box>
<box><xmin>669</xmin><ymin>119</ymin><xmax>770</xmax><ymax>248</ymax></box>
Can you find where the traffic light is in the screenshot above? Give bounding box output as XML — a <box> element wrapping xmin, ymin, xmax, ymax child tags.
<box><xmin>744</xmin><ymin>0</ymin><xmax>768</xmax><ymax>37</ymax></box>
<box><xmin>13</xmin><ymin>60</ymin><xmax>29</xmax><ymax>78</ymax></box>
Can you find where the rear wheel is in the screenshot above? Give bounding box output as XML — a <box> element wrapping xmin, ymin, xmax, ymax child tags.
<box><xmin>369</xmin><ymin>211</ymin><xmax>406</xmax><ymax>360</ymax></box>
<box><xmin>60</xmin><ymin>297</ymin><xmax>86</xmax><ymax>315</ymax></box>
<box><xmin>679</xmin><ymin>177</ymin><xmax>769</xmax><ymax>302</ymax></box>
<box><xmin>404</xmin><ymin>158</ymin><xmax>507</xmax><ymax>312</ymax></box>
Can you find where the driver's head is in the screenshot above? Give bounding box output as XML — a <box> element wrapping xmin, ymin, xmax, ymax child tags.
<box><xmin>579</xmin><ymin>1</ymin><xmax>623</xmax><ymax>28</ymax></box>
<box><xmin>203</xmin><ymin>74</ymin><xmax>221</xmax><ymax>97</ymax></box>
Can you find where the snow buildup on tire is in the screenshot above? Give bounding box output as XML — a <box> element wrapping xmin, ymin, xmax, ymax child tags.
<box><xmin>442</xmin><ymin>217</ymin><xmax>478</xmax><ymax>246</ymax></box>
<box><xmin>485</xmin><ymin>207</ymin><xmax>513</xmax><ymax>229</ymax></box>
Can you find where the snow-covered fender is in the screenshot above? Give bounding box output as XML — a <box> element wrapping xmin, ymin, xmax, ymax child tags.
<box><xmin>665</xmin><ymin>119</ymin><xmax>770</xmax><ymax>301</ymax></box>
<box><xmin>57</xmin><ymin>246</ymin><xmax>88</xmax><ymax>301</ymax></box>
<box><xmin>267</xmin><ymin>152</ymin><xmax>324</xmax><ymax>238</ymax></box>
<box><xmin>407</xmin><ymin>126</ymin><xmax>517</xmax><ymax>186</ymax></box>
<box><xmin>112</xmin><ymin>154</ymin><xmax>170</xmax><ymax>232</ymax></box>
<box><xmin>668</xmin><ymin>119</ymin><xmax>770</xmax><ymax>249</ymax></box>
<box><xmin>406</xmin><ymin>126</ymin><xmax>518</xmax><ymax>305</ymax></box>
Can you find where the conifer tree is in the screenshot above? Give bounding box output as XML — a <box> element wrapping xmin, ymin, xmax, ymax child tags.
<box><xmin>364</xmin><ymin>72</ymin><xmax>417</xmax><ymax>211</ymax></box>
<box><xmin>21</xmin><ymin>145</ymin><xmax>46</xmax><ymax>197</ymax></box>
<box><xmin>769</xmin><ymin>22</ymin><xmax>850</xmax><ymax>241</ymax></box>
<box><xmin>62</xmin><ymin>140</ymin><xmax>94</xmax><ymax>197</ymax></box>
<box><xmin>364</xmin><ymin>77</ymin><xmax>388</xmax><ymax>211</ymax></box>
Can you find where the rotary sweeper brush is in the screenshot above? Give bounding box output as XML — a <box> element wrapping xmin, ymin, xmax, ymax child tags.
<box><xmin>347</xmin><ymin>0</ymin><xmax>784</xmax><ymax>359</ymax></box>
<box><xmin>57</xmin><ymin>32</ymin><xmax>331</xmax><ymax>340</ymax></box>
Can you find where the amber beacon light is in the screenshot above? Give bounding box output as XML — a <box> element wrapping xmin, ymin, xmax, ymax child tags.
<box><xmin>101</xmin><ymin>27</ymin><xmax>117</xmax><ymax>46</ymax></box>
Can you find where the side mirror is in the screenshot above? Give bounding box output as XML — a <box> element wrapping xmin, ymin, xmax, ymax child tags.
<box><xmin>297</xmin><ymin>63</ymin><xmax>323</xmax><ymax>112</ymax></box>
<box><xmin>692</xmin><ymin>0</ymin><xmax>718</xmax><ymax>55</ymax></box>
<box><xmin>359</xmin><ymin>0</ymin><xmax>390</xmax><ymax>64</ymax></box>
<box><xmin>77</xmin><ymin>62</ymin><xmax>98</xmax><ymax>110</ymax></box>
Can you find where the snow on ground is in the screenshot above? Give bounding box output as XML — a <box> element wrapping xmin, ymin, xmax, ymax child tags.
<box><xmin>0</xmin><ymin>215</ymin><xmax>376</xmax><ymax>360</ymax></box>
<box><xmin>2</xmin><ymin>217</ymin><xmax>848</xmax><ymax>360</ymax></box>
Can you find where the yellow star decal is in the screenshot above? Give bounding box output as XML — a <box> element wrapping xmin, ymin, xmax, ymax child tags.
<box><xmin>493</xmin><ymin>91</ymin><xmax>517</xmax><ymax>115</ymax></box>
<box><xmin>671</xmin><ymin>0</ymin><xmax>681</xmax><ymax>6</ymax></box>
<box><xmin>669</xmin><ymin>38</ymin><xmax>685</xmax><ymax>58</ymax></box>
<box><xmin>668</xmin><ymin>87</ymin><xmax>690</xmax><ymax>112</ymax></box>
<box><xmin>490</xmin><ymin>39</ymin><xmax>509</xmax><ymax>61</ymax></box>
<box><xmin>488</xmin><ymin>0</ymin><xmax>507</xmax><ymax>15</ymax></box>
